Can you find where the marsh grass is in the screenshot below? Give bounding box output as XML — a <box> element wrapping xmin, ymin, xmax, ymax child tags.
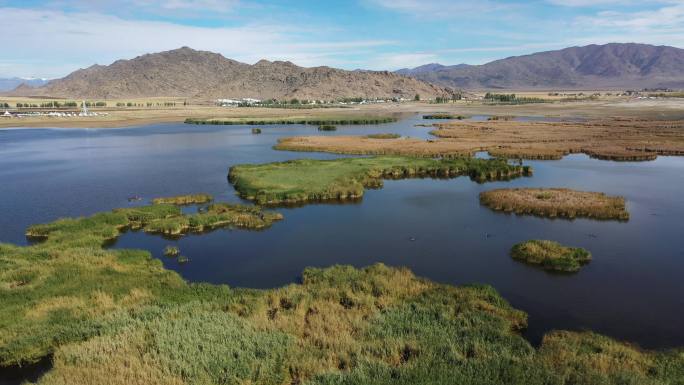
<box><xmin>422</xmin><ymin>114</ymin><xmax>467</xmax><ymax>120</ymax></box>
<box><xmin>229</xmin><ymin>156</ymin><xmax>530</xmax><ymax>205</ymax></box>
<box><xmin>511</xmin><ymin>240</ymin><xmax>591</xmax><ymax>272</ymax></box>
<box><xmin>163</xmin><ymin>246</ymin><xmax>179</xmax><ymax>257</ymax></box>
<box><xmin>3</xmin><ymin>199</ymin><xmax>684</xmax><ymax>383</ymax></box>
<box><xmin>185</xmin><ymin>116</ymin><xmax>398</xmax><ymax>126</ymax></box>
<box><xmin>365</xmin><ymin>133</ymin><xmax>401</xmax><ymax>139</ymax></box>
<box><xmin>480</xmin><ymin>188</ymin><xmax>629</xmax><ymax>220</ymax></box>
<box><xmin>152</xmin><ymin>194</ymin><xmax>213</xmax><ymax>205</ymax></box>
<box><xmin>318</xmin><ymin>124</ymin><xmax>337</xmax><ymax>131</ymax></box>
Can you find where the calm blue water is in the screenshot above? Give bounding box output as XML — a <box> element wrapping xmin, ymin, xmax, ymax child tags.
<box><xmin>1</xmin><ymin>115</ymin><xmax>683</xmax><ymax>352</ymax></box>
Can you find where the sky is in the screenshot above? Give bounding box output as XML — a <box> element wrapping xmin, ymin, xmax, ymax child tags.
<box><xmin>0</xmin><ymin>0</ymin><xmax>683</xmax><ymax>78</ymax></box>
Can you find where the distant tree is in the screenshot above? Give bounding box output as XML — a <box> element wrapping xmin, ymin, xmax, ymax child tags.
<box><xmin>414</xmin><ymin>94</ymin><xmax>421</xmax><ymax>101</ymax></box>
<box><xmin>290</xmin><ymin>98</ymin><xmax>300</xmax><ymax>105</ymax></box>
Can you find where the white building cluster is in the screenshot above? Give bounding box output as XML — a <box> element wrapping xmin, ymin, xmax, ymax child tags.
<box><xmin>217</xmin><ymin>98</ymin><xmax>262</xmax><ymax>107</ymax></box>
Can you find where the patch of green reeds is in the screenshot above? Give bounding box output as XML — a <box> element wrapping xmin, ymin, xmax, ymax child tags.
<box><xmin>511</xmin><ymin>240</ymin><xmax>591</xmax><ymax>272</ymax></box>
<box><xmin>365</xmin><ymin>133</ymin><xmax>401</xmax><ymax>139</ymax></box>
<box><xmin>228</xmin><ymin>156</ymin><xmax>531</xmax><ymax>205</ymax></box>
<box><xmin>152</xmin><ymin>193</ymin><xmax>213</xmax><ymax>205</ymax></box>
<box><xmin>185</xmin><ymin>116</ymin><xmax>398</xmax><ymax>126</ymax></box>
<box><xmin>422</xmin><ymin>114</ymin><xmax>467</xmax><ymax>120</ymax></box>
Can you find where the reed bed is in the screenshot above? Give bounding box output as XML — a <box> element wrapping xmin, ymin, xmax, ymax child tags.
<box><xmin>163</xmin><ymin>245</ymin><xmax>180</xmax><ymax>257</ymax></box>
<box><xmin>184</xmin><ymin>116</ymin><xmax>398</xmax><ymax>126</ymax></box>
<box><xmin>422</xmin><ymin>114</ymin><xmax>467</xmax><ymax>120</ymax></box>
<box><xmin>229</xmin><ymin>156</ymin><xmax>531</xmax><ymax>205</ymax></box>
<box><xmin>511</xmin><ymin>240</ymin><xmax>591</xmax><ymax>272</ymax></box>
<box><xmin>152</xmin><ymin>193</ymin><xmax>213</xmax><ymax>205</ymax></box>
<box><xmin>480</xmin><ymin>188</ymin><xmax>629</xmax><ymax>220</ymax></box>
<box><xmin>317</xmin><ymin>124</ymin><xmax>337</xmax><ymax>131</ymax></box>
<box><xmin>25</xmin><ymin>203</ymin><xmax>282</xmax><ymax>248</ymax></box>
<box><xmin>273</xmin><ymin>119</ymin><xmax>684</xmax><ymax>162</ymax></box>
<box><xmin>365</xmin><ymin>133</ymin><xmax>401</xmax><ymax>139</ymax></box>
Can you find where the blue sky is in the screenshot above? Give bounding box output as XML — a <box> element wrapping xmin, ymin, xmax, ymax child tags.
<box><xmin>1</xmin><ymin>0</ymin><xmax>683</xmax><ymax>78</ymax></box>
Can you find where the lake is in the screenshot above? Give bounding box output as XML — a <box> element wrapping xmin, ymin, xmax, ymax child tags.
<box><xmin>1</xmin><ymin>114</ymin><xmax>683</xmax><ymax>351</ymax></box>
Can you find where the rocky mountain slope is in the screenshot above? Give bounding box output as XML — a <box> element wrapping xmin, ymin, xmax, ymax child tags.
<box><xmin>397</xmin><ymin>43</ymin><xmax>684</xmax><ymax>89</ymax></box>
<box><xmin>11</xmin><ymin>47</ymin><xmax>452</xmax><ymax>100</ymax></box>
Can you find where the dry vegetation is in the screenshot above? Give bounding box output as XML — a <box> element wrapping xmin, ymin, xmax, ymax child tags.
<box><xmin>432</xmin><ymin>119</ymin><xmax>684</xmax><ymax>161</ymax></box>
<box><xmin>479</xmin><ymin>188</ymin><xmax>629</xmax><ymax>220</ymax></box>
<box><xmin>275</xmin><ymin>118</ymin><xmax>684</xmax><ymax>161</ymax></box>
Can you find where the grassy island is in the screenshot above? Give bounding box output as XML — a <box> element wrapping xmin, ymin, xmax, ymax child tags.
<box><xmin>317</xmin><ymin>124</ymin><xmax>337</xmax><ymax>131</ymax></box>
<box><xmin>163</xmin><ymin>245</ymin><xmax>180</xmax><ymax>257</ymax></box>
<box><xmin>511</xmin><ymin>240</ymin><xmax>592</xmax><ymax>272</ymax></box>
<box><xmin>25</xmin><ymin>202</ymin><xmax>282</xmax><ymax>246</ymax></box>
<box><xmin>480</xmin><ymin>188</ymin><xmax>629</xmax><ymax>220</ymax></box>
<box><xmin>184</xmin><ymin>115</ymin><xmax>398</xmax><ymax>126</ymax></box>
<box><xmin>251</xmin><ymin>127</ymin><xmax>262</xmax><ymax>134</ymax></box>
<box><xmin>152</xmin><ymin>193</ymin><xmax>213</xmax><ymax>205</ymax></box>
<box><xmin>229</xmin><ymin>156</ymin><xmax>531</xmax><ymax>205</ymax></box>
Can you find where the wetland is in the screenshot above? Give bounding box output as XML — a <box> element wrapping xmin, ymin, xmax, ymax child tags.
<box><xmin>1</xmin><ymin>113</ymin><xmax>684</xmax><ymax>384</ymax></box>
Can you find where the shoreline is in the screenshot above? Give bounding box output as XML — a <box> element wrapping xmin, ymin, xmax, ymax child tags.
<box><xmin>1</xmin><ymin>98</ymin><xmax>683</xmax><ymax>130</ymax></box>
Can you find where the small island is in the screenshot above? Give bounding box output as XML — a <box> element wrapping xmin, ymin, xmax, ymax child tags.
<box><xmin>163</xmin><ymin>245</ymin><xmax>180</xmax><ymax>257</ymax></box>
<box><xmin>251</xmin><ymin>127</ymin><xmax>262</xmax><ymax>134</ymax></box>
<box><xmin>318</xmin><ymin>124</ymin><xmax>337</xmax><ymax>131</ymax></box>
<box><xmin>152</xmin><ymin>193</ymin><xmax>213</xmax><ymax>205</ymax></box>
<box><xmin>511</xmin><ymin>240</ymin><xmax>592</xmax><ymax>272</ymax></box>
<box><xmin>229</xmin><ymin>156</ymin><xmax>531</xmax><ymax>205</ymax></box>
<box><xmin>479</xmin><ymin>188</ymin><xmax>629</xmax><ymax>220</ymax></box>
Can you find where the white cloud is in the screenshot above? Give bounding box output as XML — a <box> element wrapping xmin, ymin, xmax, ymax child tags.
<box><xmin>158</xmin><ymin>0</ymin><xmax>239</xmax><ymax>12</ymax></box>
<box><xmin>577</xmin><ymin>3</ymin><xmax>684</xmax><ymax>29</ymax></box>
<box><xmin>546</xmin><ymin>0</ymin><xmax>678</xmax><ymax>6</ymax></box>
<box><xmin>0</xmin><ymin>7</ymin><xmax>393</xmax><ymax>78</ymax></box>
<box><xmin>366</xmin><ymin>0</ymin><xmax>513</xmax><ymax>18</ymax></box>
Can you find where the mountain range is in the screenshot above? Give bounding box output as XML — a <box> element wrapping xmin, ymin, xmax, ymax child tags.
<box><xmin>0</xmin><ymin>77</ymin><xmax>49</xmax><ymax>92</ymax></box>
<box><xmin>396</xmin><ymin>43</ymin><xmax>684</xmax><ymax>89</ymax></box>
<box><xmin>8</xmin><ymin>47</ymin><xmax>451</xmax><ymax>100</ymax></box>
<box><xmin>6</xmin><ymin>43</ymin><xmax>684</xmax><ymax>99</ymax></box>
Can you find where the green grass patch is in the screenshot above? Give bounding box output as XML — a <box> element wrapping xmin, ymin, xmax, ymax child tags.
<box><xmin>365</xmin><ymin>133</ymin><xmax>401</xmax><ymax>139</ymax></box>
<box><xmin>511</xmin><ymin>240</ymin><xmax>592</xmax><ymax>272</ymax></box>
<box><xmin>228</xmin><ymin>156</ymin><xmax>531</xmax><ymax>205</ymax></box>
